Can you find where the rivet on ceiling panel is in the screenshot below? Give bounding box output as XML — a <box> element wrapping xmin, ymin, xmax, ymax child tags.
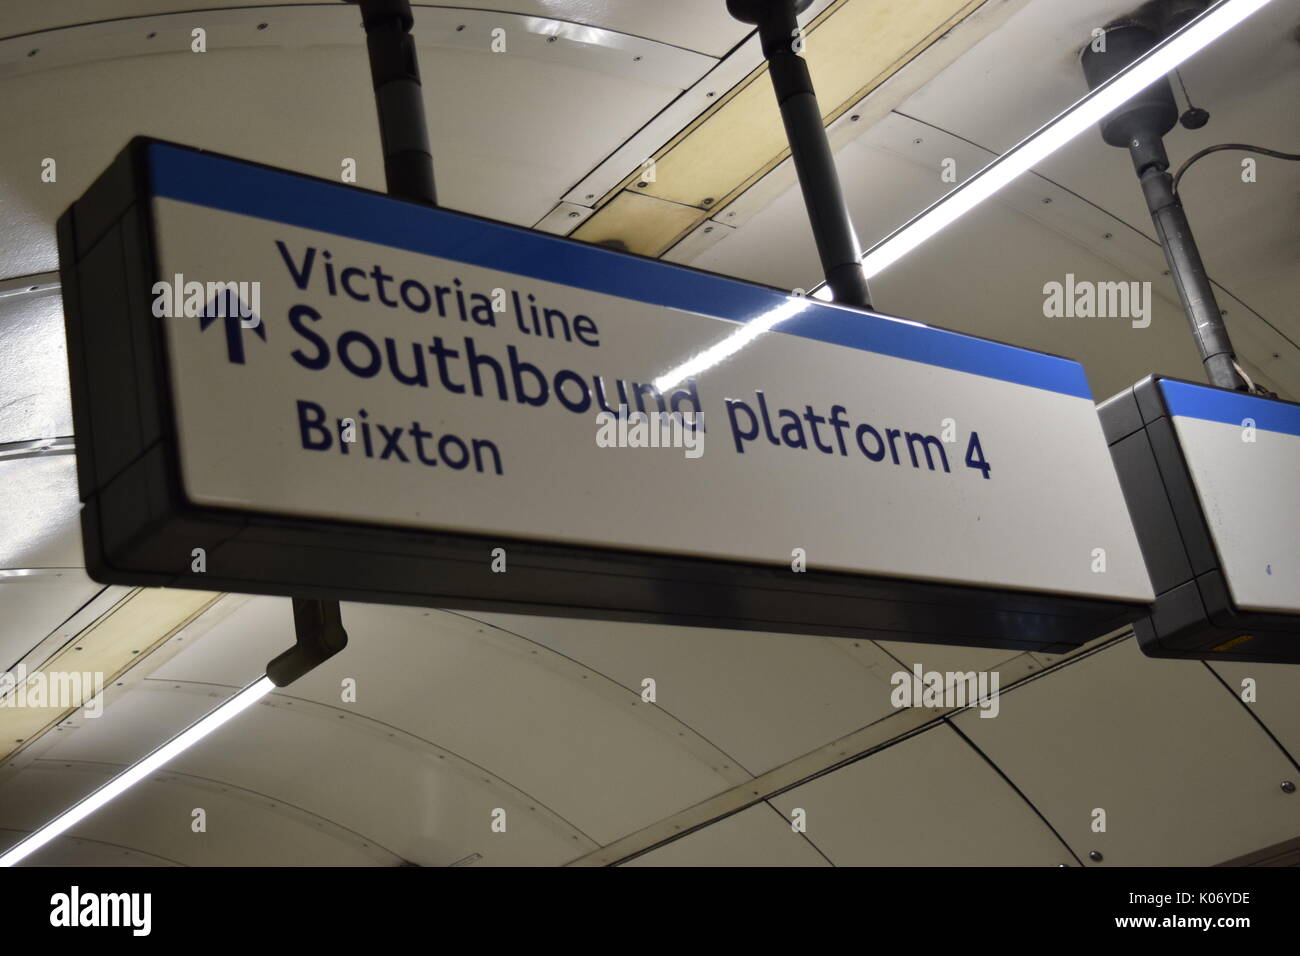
<box><xmin>571</xmin><ymin>191</ymin><xmax>707</xmax><ymax>257</ymax></box>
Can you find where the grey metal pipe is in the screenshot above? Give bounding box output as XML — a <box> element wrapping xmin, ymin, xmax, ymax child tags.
<box><xmin>1136</xmin><ymin>159</ymin><xmax>1243</xmax><ymax>389</ymax></box>
<box><xmin>1081</xmin><ymin>24</ymin><xmax>1245</xmax><ymax>390</ymax></box>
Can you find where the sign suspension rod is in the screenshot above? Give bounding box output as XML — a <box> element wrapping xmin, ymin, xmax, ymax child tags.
<box><xmin>270</xmin><ymin>0</ymin><xmax>437</xmax><ymax>681</ymax></box>
<box><xmin>726</xmin><ymin>0</ymin><xmax>872</xmax><ymax>310</ymax></box>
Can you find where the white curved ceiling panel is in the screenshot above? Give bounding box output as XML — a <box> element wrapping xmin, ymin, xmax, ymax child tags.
<box><xmin>0</xmin><ymin>763</ymin><xmax>396</xmax><ymax>866</ymax></box>
<box><xmin>0</xmin><ymin>826</ymin><xmax>178</xmax><ymax>866</ymax></box>
<box><xmin>34</xmin><ymin>679</ymin><xmax>592</xmax><ymax>865</ymax></box>
<box><xmin>0</xmin><ymin>1</ymin><xmax>758</xmax><ymax>59</ymax></box>
<box><xmin>464</xmin><ymin>611</ymin><xmax>905</xmax><ymax>775</ymax></box>
<box><xmin>769</xmin><ymin>723</ymin><xmax>1076</xmax><ymax>865</ymax></box>
<box><xmin>953</xmin><ymin>637</ymin><xmax>1300</xmax><ymax>866</ymax></box>
<box><xmin>1210</xmin><ymin>659</ymin><xmax>1300</xmax><ymax>761</ymax></box>
<box><xmin>694</xmin><ymin>120</ymin><xmax>1295</xmax><ymax>398</ymax></box>
<box><xmin>0</xmin><ymin>573</ymin><xmax>100</xmax><ymax>672</ymax></box>
<box><xmin>139</xmin><ymin>598</ymin><xmax>750</xmax><ymax>847</ymax></box>
<box><xmin>692</xmin><ymin>0</ymin><xmax>1298</xmax><ymax>399</ymax></box>
<box><xmin>0</xmin><ymin>4</ymin><xmax>714</xmax><ymax>278</ymax></box>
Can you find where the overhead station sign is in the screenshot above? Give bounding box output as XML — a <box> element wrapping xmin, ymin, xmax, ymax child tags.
<box><xmin>1101</xmin><ymin>376</ymin><xmax>1300</xmax><ymax>663</ymax></box>
<box><xmin>59</xmin><ymin>139</ymin><xmax>1152</xmax><ymax>652</ymax></box>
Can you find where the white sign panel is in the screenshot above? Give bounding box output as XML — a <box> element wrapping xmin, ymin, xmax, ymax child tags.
<box><xmin>1161</xmin><ymin>380</ymin><xmax>1300</xmax><ymax>615</ymax></box>
<box><xmin>143</xmin><ymin>145</ymin><xmax>1149</xmax><ymax>603</ymax></box>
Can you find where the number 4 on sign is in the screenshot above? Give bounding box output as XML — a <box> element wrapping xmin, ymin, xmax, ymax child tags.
<box><xmin>965</xmin><ymin>432</ymin><xmax>991</xmax><ymax>479</ymax></box>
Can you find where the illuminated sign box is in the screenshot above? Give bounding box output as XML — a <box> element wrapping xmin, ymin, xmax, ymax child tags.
<box><xmin>58</xmin><ymin>138</ymin><xmax>1152</xmax><ymax>652</ymax></box>
<box><xmin>1100</xmin><ymin>376</ymin><xmax>1300</xmax><ymax>663</ymax></box>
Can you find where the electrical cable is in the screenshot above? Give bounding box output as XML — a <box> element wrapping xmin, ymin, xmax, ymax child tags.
<box><xmin>1231</xmin><ymin>359</ymin><xmax>1279</xmax><ymax>399</ymax></box>
<box><xmin>1172</xmin><ymin>142</ymin><xmax>1300</xmax><ymax>195</ymax></box>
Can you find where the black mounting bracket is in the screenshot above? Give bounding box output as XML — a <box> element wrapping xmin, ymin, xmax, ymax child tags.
<box><xmin>266</xmin><ymin>599</ymin><xmax>350</xmax><ymax>687</ymax></box>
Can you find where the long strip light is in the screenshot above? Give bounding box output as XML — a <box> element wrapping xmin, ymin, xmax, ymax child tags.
<box><xmin>809</xmin><ymin>0</ymin><xmax>1275</xmax><ymax>297</ymax></box>
<box><xmin>0</xmin><ymin>676</ymin><xmax>274</xmax><ymax>867</ymax></box>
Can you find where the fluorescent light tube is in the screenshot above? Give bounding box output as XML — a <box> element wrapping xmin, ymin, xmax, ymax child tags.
<box><xmin>0</xmin><ymin>676</ymin><xmax>275</xmax><ymax>867</ymax></box>
<box><xmin>821</xmin><ymin>0</ymin><xmax>1274</xmax><ymax>290</ymax></box>
<box><xmin>663</xmin><ymin>0</ymin><xmax>1271</xmax><ymax>380</ymax></box>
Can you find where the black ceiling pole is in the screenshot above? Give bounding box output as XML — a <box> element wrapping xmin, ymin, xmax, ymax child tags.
<box><xmin>727</xmin><ymin>0</ymin><xmax>872</xmax><ymax>309</ymax></box>
<box><xmin>1081</xmin><ymin>25</ymin><xmax>1246</xmax><ymax>391</ymax></box>
<box><xmin>266</xmin><ymin>0</ymin><xmax>441</xmax><ymax>685</ymax></box>
<box><xmin>350</xmin><ymin>0</ymin><xmax>437</xmax><ymax>204</ymax></box>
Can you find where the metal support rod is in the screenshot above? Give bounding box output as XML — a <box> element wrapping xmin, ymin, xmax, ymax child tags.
<box><xmin>353</xmin><ymin>0</ymin><xmax>437</xmax><ymax>204</ymax></box>
<box><xmin>1081</xmin><ymin>24</ymin><xmax>1245</xmax><ymax>391</ymax></box>
<box><xmin>727</xmin><ymin>0</ymin><xmax>872</xmax><ymax>309</ymax></box>
<box><xmin>1135</xmin><ymin>153</ymin><xmax>1244</xmax><ymax>389</ymax></box>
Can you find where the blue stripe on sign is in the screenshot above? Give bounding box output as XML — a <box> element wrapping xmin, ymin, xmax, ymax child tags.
<box><xmin>147</xmin><ymin>143</ymin><xmax>1092</xmax><ymax>399</ymax></box>
<box><xmin>1161</xmin><ymin>379</ymin><xmax>1300</xmax><ymax>437</ymax></box>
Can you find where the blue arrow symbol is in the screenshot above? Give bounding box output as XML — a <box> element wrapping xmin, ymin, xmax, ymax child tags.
<box><xmin>199</xmin><ymin>292</ymin><xmax>266</xmax><ymax>365</ymax></box>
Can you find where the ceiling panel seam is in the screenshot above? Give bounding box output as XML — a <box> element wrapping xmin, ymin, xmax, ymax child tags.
<box><xmin>581</xmin><ymin>631</ymin><xmax>1135</xmax><ymax>864</ymax></box>
<box><xmin>1202</xmin><ymin>662</ymin><xmax>1300</xmax><ymax>773</ymax></box>
<box><xmin>1</xmin><ymin>582</ymin><xmax>106</xmax><ymax>674</ymax></box>
<box><xmin>0</xmin><ymin>826</ymin><xmax>184</xmax><ymax>865</ymax></box>
<box><xmin>601</xmin><ymin>718</ymin><xmax>943</xmax><ymax>866</ymax></box>
<box><xmin>943</xmin><ymin>718</ymin><xmax>1085</xmax><ymax>866</ymax></box>
<box><xmin>29</xmin><ymin>755</ymin><xmax>408</xmax><ymax>863</ymax></box>
<box><xmin>761</xmin><ymin>798</ymin><xmax>836</xmax><ymax>866</ymax></box>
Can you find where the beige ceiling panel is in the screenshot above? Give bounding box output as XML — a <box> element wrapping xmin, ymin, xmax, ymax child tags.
<box><xmin>571</xmin><ymin>0</ymin><xmax>987</xmax><ymax>267</ymax></box>
<box><xmin>639</xmin><ymin>0</ymin><xmax>981</xmax><ymax>211</ymax></box>
<box><xmin>0</xmin><ymin>588</ymin><xmax>220</xmax><ymax>762</ymax></box>
<box><xmin>570</xmin><ymin>190</ymin><xmax>706</xmax><ymax>257</ymax></box>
